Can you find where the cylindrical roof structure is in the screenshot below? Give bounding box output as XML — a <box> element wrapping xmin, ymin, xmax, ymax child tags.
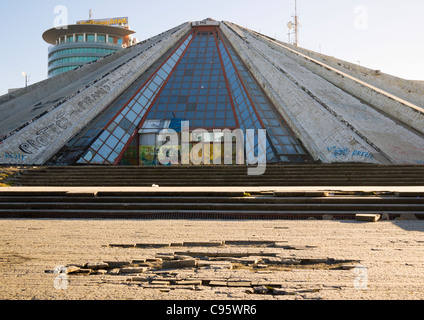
<box><xmin>42</xmin><ymin>24</ymin><xmax>135</xmax><ymax>45</ymax></box>
<box><xmin>43</xmin><ymin>23</ymin><xmax>136</xmax><ymax>78</ymax></box>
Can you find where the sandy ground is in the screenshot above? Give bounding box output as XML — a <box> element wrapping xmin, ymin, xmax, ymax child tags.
<box><xmin>1</xmin><ymin>218</ymin><xmax>424</xmax><ymax>300</ymax></box>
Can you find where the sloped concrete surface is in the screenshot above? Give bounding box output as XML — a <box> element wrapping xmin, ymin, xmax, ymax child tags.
<box><xmin>222</xmin><ymin>22</ymin><xmax>424</xmax><ymax>165</ymax></box>
<box><xmin>0</xmin><ymin>23</ymin><xmax>190</xmax><ymax>166</ymax></box>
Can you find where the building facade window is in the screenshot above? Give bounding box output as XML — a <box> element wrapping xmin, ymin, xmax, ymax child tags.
<box><xmin>86</xmin><ymin>34</ymin><xmax>96</xmax><ymax>42</ymax></box>
<box><xmin>48</xmin><ymin>32</ymin><xmax>125</xmax><ymax>77</ymax></box>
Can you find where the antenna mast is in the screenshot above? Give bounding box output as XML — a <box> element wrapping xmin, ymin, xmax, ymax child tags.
<box><xmin>286</xmin><ymin>0</ymin><xmax>300</xmax><ymax>46</ymax></box>
<box><xmin>294</xmin><ymin>0</ymin><xmax>299</xmax><ymax>46</ymax></box>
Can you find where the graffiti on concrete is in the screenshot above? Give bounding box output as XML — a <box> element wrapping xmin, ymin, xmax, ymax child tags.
<box><xmin>18</xmin><ymin>113</ymin><xmax>72</xmax><ymax>155</ymax></box>
<box><xmin>327</xmin><ymin>146</ymin><xmax>374</xmax><ymax>161</ymax></box>
<box><xmin>15</xmin><ymin>79</ymin><xmax>113</xmax><ymax>156</ymax></box>
<box><xmin>351</xmin><ymin>149</ymin><xmax>374</xmax><ymax>160</ymax></box>
<box><xmin>327</xmin><ymin>146</ymin><xmax>349</xmax><ymax>158</ymax></box>
<box><xmin>0</xmin><ymin>151</ymin><xmax>27</xmax><ymax>161</ymax></box>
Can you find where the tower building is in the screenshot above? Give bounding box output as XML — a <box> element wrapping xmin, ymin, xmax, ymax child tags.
<box><xmin>43</xmin><ymin>17</ymin><xmax>136</xmax><ymax>77</ymax></box>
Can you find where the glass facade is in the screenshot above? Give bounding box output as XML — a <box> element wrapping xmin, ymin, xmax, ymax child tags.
<box><xmin>49</xmin><ymin>47</ymin><xmax>118</xmax><ymax>60</ymax></box>
<box><xmin>63</xmin><ymin>26</ymin><xmax>310</xmax><ymax>166</ymax></box>
<box><xmin>48</xmin><ymin>33</ymin><xmax>124</xmax><ymax>77</ymax></box>
<box><xmin>146</xmin><ymin>31</ymin><xmax>237</xmax><ymax>129</ymax></box>
<box><xmin>219</xmin><ymin>32</ymin><xmax>307</xmax><ymax>162</ymax></box>
<box><xmin>77</xmin><ymin>34</ymin><xmax>193</xmax><ymax>165</ymax></box>
<box><xmin>49</xmin><ymin>66</ymin><xmax>85</xmax><ymax>77</ymax></box>
<box><xmin>51</xmin><ymin>70</ymin><xmax>153</xmax><ymax>165</ymax></box>
<box><xmin>49</xmin><ymin>56</ymin><xmax>100</xmax><ymax>69</ymax></box>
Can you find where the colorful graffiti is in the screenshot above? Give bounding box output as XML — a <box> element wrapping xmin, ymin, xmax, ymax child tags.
<box><xmin>327</xmin><ymin>146</ymin><xmax>374</xmax><ymax>161</ymax></box>
<box><xmin>1</xmin><ymin>151</ymin><xmax>27</xmax><ymax>161</ymax></box>
<box><xmin>327</xmin><ymin>146</ymin><xmax>349</xmax><ymax>158</ymax></box>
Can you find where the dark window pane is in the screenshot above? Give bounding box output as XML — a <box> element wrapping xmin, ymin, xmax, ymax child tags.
<box><xmin>184</xmin><ymin>69</ymin><xmax>194</xmax><ymax>76</ymax></box>
<box><xmin>187</xmin><ymin>103</ymin><xmax>197</xmax><ymax>111</ymax></box>
<box><xmin>178</xmin><ymin>96</ymin><xmax>188</xmax><ymax>103</ymax></box>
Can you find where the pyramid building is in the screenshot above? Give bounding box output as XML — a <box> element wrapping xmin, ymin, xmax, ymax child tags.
<box><xmin>1</xmin><ymin>19</ymin><xmax>424</xmax><ymax>167</ymax></box>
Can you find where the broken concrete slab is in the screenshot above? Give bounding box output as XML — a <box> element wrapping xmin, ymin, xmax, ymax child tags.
<box><xmin>256</xmin><ymin>281</ymin><xmax>283</xmax><ymax>288</ymax></box>
<box><xmin>273</xmin><ymin>191</ymin><xmax>330</xmax><ymax>197</ymax></box>
<box><xmin>340</xmin><ymin>265</ymin><xmax>357</xmax><ymax>270</ymax></box>
<box><xmin>209</xmin><ymin>281</ymin><xmax>228</xmax><ymax>287</ymax></box>
<box><xmin>120</xmin><ymin>267</ymin><xmax>149</xmax><ymax>274</ymax></box>
<box><xmin>227</xmin><ymin>281</ymin><xmax>252</xmax><ymax>287</ymax></box>
<box><xmin>155</xmin><ymin>254</ymin><xmax>175</xmax><ymax>260</ymax></box>
<box><xmin>67</xmin><ymin>268</ymin><xmax>91</xmax><ymax>275</ymax></box>
<box><xmin>107</xmin><ymin>268</ymin><xmax>121</xmax><ymax>275</ymax></box>
<box><xmin>65</xmin><ymin>266</ymin><xmax>82</xmax><ymax>274</ymax></box>
<box><xmin>109</xmin><ymin>244</ymin><xmax>135</xmax><ymax>248</ymax></box>
<box><xmin>198</xmin><ymin>262</ymin><xmax>233</xmax><ymax>270</ymax></box>
<box><xmin>272</xmin><ymin>288</ymin><xmax>295</xmax><ymax>296</ymax></box>
<box><xmin>176</xmin><ymin>280</ymin><xmax>202</xmax><ymax>286</ymax></box>
<box><xmin>281</xmin><ymin>258</ymin><xmax>301</xmax><ymax>265</ymax></box>
<box><xmin>103</xmin><ymin>261</ymin><xmax>131</xmax><ymax>268</ymax></box>
<box><xmin>162</xmin><ymin>259</ymin><xmax>197</xmax><ymax>269</ymax></box>
<box><xmin>253</xmin><ymin>286</ymin><xmax>269</xmax><ymax>294</ymax></box>
<box><xmin>301</xmin><ymin>258</ymin><xmax>328</xmax><ymax>264</ymax></box>
<box><xmin>136</xmin><ymin>243</ymin><xmax>170</xmax><ymax>248</ymax></box>
<box><xmin>66</xmin><ymin>191</ymin><xmax>98</xmax><ymax>197</ymax></box>
<box><xmin>84</xmin><ymin>262</ymin><xmax>109</xmax><ymax>270</ymax></box>
<box><xmin>151</xmin><ymin>280</ymin><xmax>171</xmax><ymax>286</ymax></box>
<box><xmin>381</xmin><ymin>212</ymin><xmax>391</xmax><ymax>220</ymax></box>
<box><xmin>356</xmin><ymin>214</ymin><xmax>381</xmax><ymax>222</ymax></box>
<box><xmin>129</xmin><ymin>277</ymin><xmax>149</xmax><ymax>282</ymax></box>
<box><xmin>396</xmin><ymin>213</ymin><xmax>419</xmax><ymax>221</ymax></box>
<box><xmin>224</xmin><ymin>240</ymin><xmax>276</xmax><ymax>246</ymax></box>
<box><xmin>174</xmin><ymin>255</ymin><xmax>195</xmax><ymax>261</ymax></box>
<box><xmin>95</xmin><ymin>269</ymin><xmax>108</xmax><ymax>275</ymax></box>
<box><xmin>229</xmin><ymin>257</ymin><xmax>263</xmax><ymax>264</ymax></box>
<box><xmin>183</xmin><ymin>241</ymin><xmax>224</xmax><ymax>247</ymax></box>
<box><xmin>170</xmin><ymin>242</ymin><xmax>184</xmax><ymax>247</ymax></box>
<box><xmin>131</xmin><ymin>259</ymin><xmax>147</xmax><ymax>264</ymax></box>
<box><xmin>262</xmin><ymin>257</ymin><xmax>283</xmax><ymax>264</ymax></box>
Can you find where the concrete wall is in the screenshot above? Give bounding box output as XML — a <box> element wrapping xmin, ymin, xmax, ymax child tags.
<box><xmin>238</xmin><ymin>27</ymin><xmax>424</xmax><ymax>138</ymax></box>
<box><xmin>0</xmin><ymin>23</ymin><xmax>191</xmax><ymax>166</ymax></box>
<box><xmin>222</xmin><ymin>22</ymin><xmax>424</xmax><ymax>164</ymax></box>
<box><xmin>221</xmin><ymin>22</ymin><xmax>381</xmax><ymax>164</ymax></box>
<box><xmin>0</xmin><ymin>23</ymin><xmax>188</xmax><ymax>139</ymax></box>
<box><xmin>279</xmin><ymin>42</ymin><xmax>424</xmax><ymax>108</ymax></box>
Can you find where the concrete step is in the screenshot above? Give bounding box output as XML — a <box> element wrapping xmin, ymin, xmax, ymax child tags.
<box><xmin>0</xmin><ymin>195</ymin><xmax>423</xmax><ymax>204</ymax></box>
<box><xmin>14</xmin><ymin>174</ymin><xmax>424</xmax><ymax>180</ymax></box>
<box><xmin>10</xmin><ymin>182</ymin><xmax>424</xmax><ymax>187</ymax></box>
<box><xmin>15</xmin><ymin>172</ymin><xmax>424</xmax><ymax>179</ymax></box>
<box><xmin>0</xmin><ymin>208</ymin><xmax>421</xmax><ymax>220</ymax></box>
<box><xmin>3</xmin><ymin>165</ymin><xmax>423</xmax><ymax>220</ymax></box>
<box><xmin>1</xmin><ymin>187</ymin><xmax>422</xmax><ymax>220</ymax></box>
<box><xmin>0</xmin><ymin>192</ymin><xmax>422</xmax><ymax>215</ymax></box>
<box><xmin>10</xmin><ymin>164</ymin><xmax>424</xmax><ymax>187</ymax></box>
<box><xmin>2</xmin><ymin>201</ymin><xmax>424</xmax><ymax>212</ymax></box>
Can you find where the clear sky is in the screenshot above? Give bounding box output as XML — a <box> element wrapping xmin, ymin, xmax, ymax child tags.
<box><xmin>0</xmin><ymin>0</ymin><xmax>423</xmax><ymax>96</ymax></box>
